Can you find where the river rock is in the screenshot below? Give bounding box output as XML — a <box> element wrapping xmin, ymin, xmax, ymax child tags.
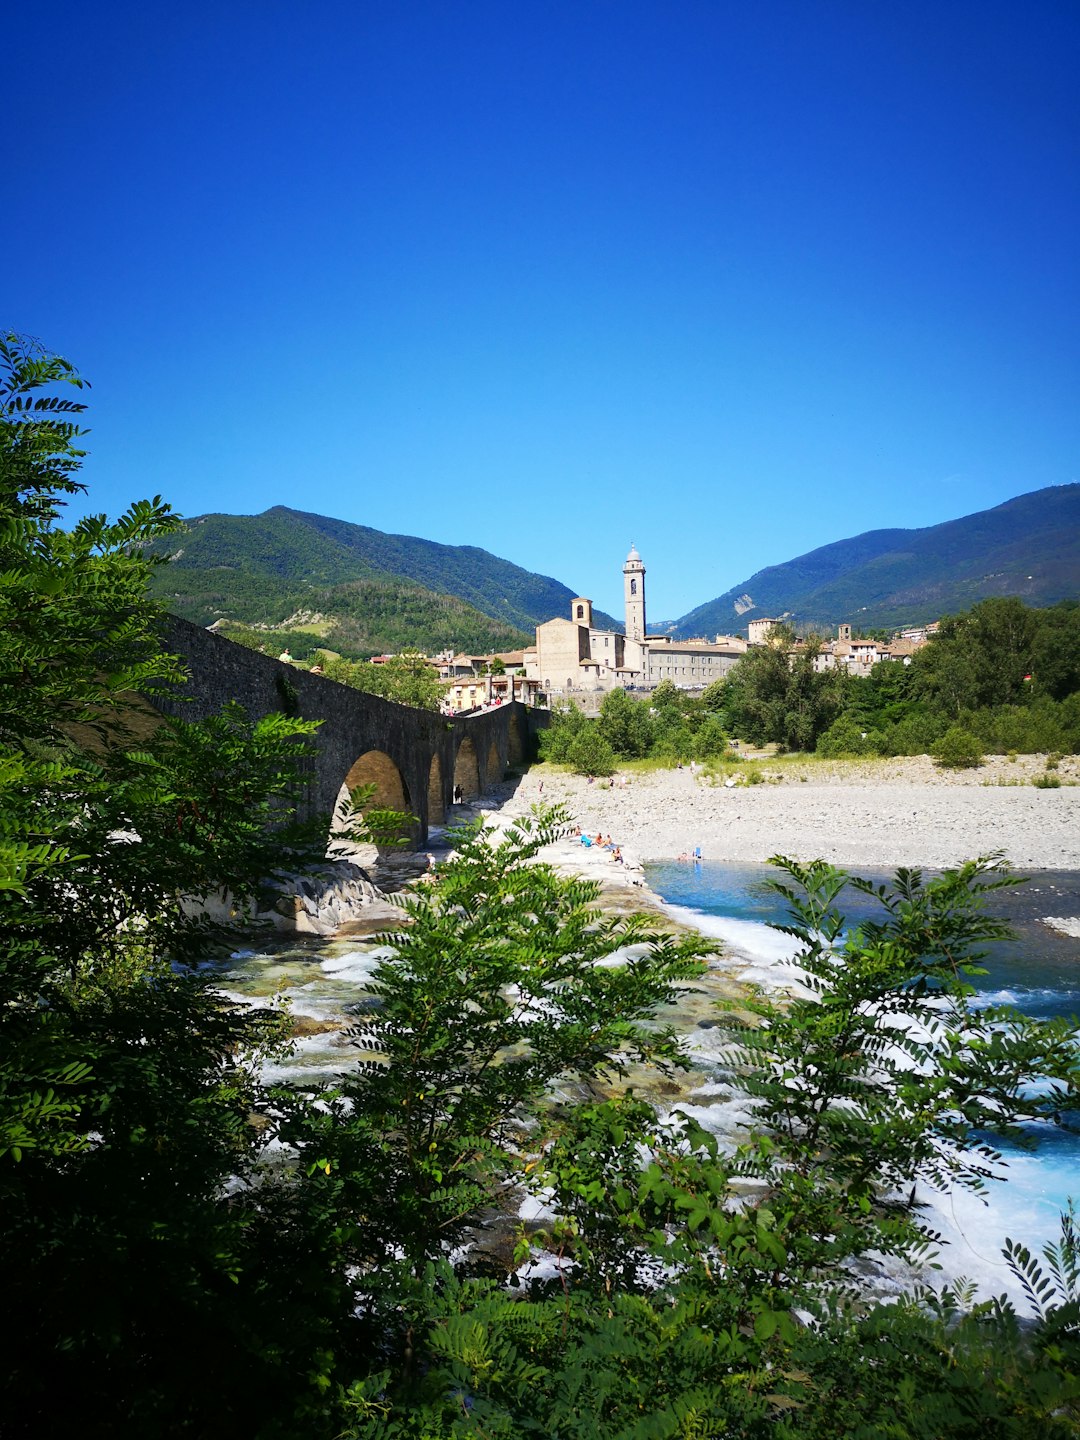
<box><xmin>188</xmin><ymin>858</ymin><xmax>399</xmax><ymax>939</ymax></box>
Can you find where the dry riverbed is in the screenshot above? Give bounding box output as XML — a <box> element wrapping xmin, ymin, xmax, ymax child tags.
<box><xmin>484</xmin><ymin>754</ymin><xmax>1080</xmax><ymax>873</ymax></box>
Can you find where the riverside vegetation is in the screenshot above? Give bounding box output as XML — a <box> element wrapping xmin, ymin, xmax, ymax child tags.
<box><xmin>540</xmin><ymin>603</ymin><xmax>1080</xmax><ymax>777</ymax></box>
<box><xmin>3</xmin><ymin>335</ymin><xmax>1080</xmax><ymax>1437</ymax></box>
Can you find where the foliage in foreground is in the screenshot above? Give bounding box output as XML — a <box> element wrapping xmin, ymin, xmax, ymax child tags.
<box><xmin>328</xmin><ymin>852</ymin><xmax>1079</xmax><ymax>1438</ymax></box>
<box><xmin>0</xmin><ymin>332</ymin><xmax>353</xmax><ymax>1434</ymax></box>
<box><xmin>5</xmin><ymin>334</ymin><xmax>1080</xmax><ymax>1438</ymax></box>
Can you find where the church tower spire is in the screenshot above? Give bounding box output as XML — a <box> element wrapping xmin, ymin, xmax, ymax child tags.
<box><xmin>623</xmin><ymin>543</ymin><xmax>646</xmax><ymax>641</ymax></box>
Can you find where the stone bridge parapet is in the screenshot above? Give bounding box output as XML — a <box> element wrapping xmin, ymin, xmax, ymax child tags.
<box><xmin>158</xmin><ymin>617</ymin><xmax>546</xmax><ymax>845</ymax></box>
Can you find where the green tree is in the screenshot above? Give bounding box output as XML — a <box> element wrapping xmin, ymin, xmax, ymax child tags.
<box><xmin>816</xmin><ymin>713</ymin><xmax>880</xmax><ymax>757</ymax></box>
<box><xmin>701</xmin><ymin>675</ymin><xmax>728</xmax><ymax>712</ymax></box>
<box><xmin>693</xmin><ymin>713</ymin><xmax>730</xmax><ymax>758</ymax></box>
<box><xmin>724</xmin><ymin>640</ymin><xmax>846</xmax><ymax>750</ymax></box>
<box><xmin>536</xmin><ymin>699</ymin><xmax>586</xmax><ymax>762</ymax></box>
<box><xmin>781</xmin><ymin>640</ymin><xmax>848</xmax><ymax>750</ymax></box>
<box><xmin>647</xmin><ymin>677</ymin><xmax>684</xmax><ymax>714</ymax></box>
<box><xmin>0</xmin><ymin>336</ymin><xmax>367</xmax><ymax>1436</ymax></box>
<box><xmin>596</xmin><ymin>686</ymin><xmax>652</xmax><ymax>758</ymax></box>
<box><xmin>715</xmin><ymin>856</ymin><xmax>1078</xmax><ymax>1278</ymax></box>
<box><xmin>844</xmin><ymin>655</ymin><xmax>918</xmax><ymax>729</ymax></box>
<box><xmin>1031</xmin><ymin>601</ymin><xmax>1080</xmax><ymax>702</ymax></box>
<box><xmin>934</xmin><ymin>723</ymin><xmax>984</xmax><ymax>768</ymax></box>
<box><xmin>287</xmin><ymin>812</ymin><xmax>709</xmax><ymax>1349</ymax></box>
<box><xmin>647</xmin><ymin>680</ymin><xmax>705</xmax><ymax>761</ymax></box>
<box><xmin>567</xmin><ymin>722</ymin><xmax>616</xmax><ymax>776</ymax></box>
<box><xmin>324</xmin><ymin>648</ymin><xmax>444</xmax><ymax>709</ymax></box>
<box><xmin>335</xmin><ymin>857</ymin><xmax>1080</xmax><ymax>1438</ymax></box>
<box><xmin>915</xmin><ymin>597</ymin><xmax>1038</xmax><ymax>716</ymax></box>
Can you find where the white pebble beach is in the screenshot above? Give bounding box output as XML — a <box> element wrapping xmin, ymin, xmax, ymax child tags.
<box><xmin>488</xmin><ymin>754</ymin><xmax>1080</xmax><ymax>874</ymax></box>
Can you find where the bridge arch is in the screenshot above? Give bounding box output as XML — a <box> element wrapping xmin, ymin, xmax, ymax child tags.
<box><xmin>342</xmin><ymin>748</ymin><xmax>411</xmax><ymax>812</ymax></box>
<box><xmin>158</xmin><ymin>618</ymin><xmax>550</xmax><ymax>850</ymax></box>
<box><xmin>453</xmin><ymin>737</ymin><xmax>480</xmax><ymax>801</ymax></box>
<box><xmin>333</xmin><ymin>748</ymin><xmax>413</xmax><ymax>860</ymax></box>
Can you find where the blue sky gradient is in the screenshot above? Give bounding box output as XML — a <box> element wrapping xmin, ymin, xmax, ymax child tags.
<box><xmin>6</xmin><ymin>1</ymin><xmax>1077</xmax><ymax>620</ymax></box>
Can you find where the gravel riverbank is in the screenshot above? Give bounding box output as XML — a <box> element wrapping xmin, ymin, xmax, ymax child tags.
<box><xmin>485</xmin><ymin>755</ymin><xmax>1080</xmax><ymax>874</ymax></box>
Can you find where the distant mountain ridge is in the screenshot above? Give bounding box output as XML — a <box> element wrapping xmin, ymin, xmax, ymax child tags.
<box><xmin>674</xmin><ymin>485</ymin><xmax>1080</xmax><ymax>637</ymax></box>
<box><xmin>150</xmin><ymin>488</ymin><xmax>1079</xmax><ymax>659</ymax></box>
<box><xmin>148</xmin><ymin>506</ymin><xmax>617</xmax><ymax>656</ymax></box>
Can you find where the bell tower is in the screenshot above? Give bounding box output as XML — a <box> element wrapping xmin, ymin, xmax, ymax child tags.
<box><xmin>623</xmin><ymin>543</ymin><xmax>646</xmax><ymax>641</ymax></box>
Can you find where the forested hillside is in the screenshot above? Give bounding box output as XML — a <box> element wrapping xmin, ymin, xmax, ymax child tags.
<box><xmin>676</xmin><ymin>485</ymin><xmax>1080</xmax><ymax>636</ymax></box>
<box><xmin>147</xmin><ymin>506</ymin><xmax>616</xmax><ymax>654</ymax></box>
<box><xmin>161</xmin><ymin>572</ymin><xmax>531</xmax><ymax>661</ymax></box>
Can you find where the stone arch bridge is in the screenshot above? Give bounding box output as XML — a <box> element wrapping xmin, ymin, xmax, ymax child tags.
<box><xmin>159</xmin><ymin>617</ymin><xmax>547</xmax><ymax>847</ymax></box>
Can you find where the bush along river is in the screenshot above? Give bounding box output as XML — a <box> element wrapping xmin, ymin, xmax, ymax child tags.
<box><xmin>215</xmin><ymin>858</ymin><xmax>1080</xmax><ymax>1313</ymax></box>
<box><xmin>646</xmin><ymin>859</ymin><xmax>1080</xmax><ymax>1310</ymax></box>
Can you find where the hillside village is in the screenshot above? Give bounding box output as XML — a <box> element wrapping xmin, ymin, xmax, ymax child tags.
<box><xmin>344</xmin><ymin>545</ymin><xmax>940</xmax><ymax>714</ymax></box>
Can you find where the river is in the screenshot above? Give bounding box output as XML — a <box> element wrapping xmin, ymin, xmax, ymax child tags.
<box><xmin>647</xmin><ymin>859</ymin><xmax>1080</xmax><ymax>1308</ymax></box>
<box><xmin>216</xmin><ymin>859</ymin><xmax>1080</xmax><ymax>1311</ymax></box>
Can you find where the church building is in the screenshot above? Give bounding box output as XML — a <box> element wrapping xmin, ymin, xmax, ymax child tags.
<box><xmin>524</xmin><ymin>546</ymin><xmax>746</xmax><ymax>697</ymax></box>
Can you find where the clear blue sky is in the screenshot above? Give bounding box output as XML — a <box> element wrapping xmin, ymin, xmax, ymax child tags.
<box><xmin>6</xmin><ymin>1</ymin><xmax>1077</xmax><ymax>621</ymax></box>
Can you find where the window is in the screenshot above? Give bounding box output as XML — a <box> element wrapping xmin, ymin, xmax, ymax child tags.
<box><xmin>630</xmin><ymin>579</ymin><xmax>637</xmax><ymax>595</ymax></box>
<box><xmin>576</xmin><ymin>604</ymin><xmax>584</xmax><ymax>619</ymax></box>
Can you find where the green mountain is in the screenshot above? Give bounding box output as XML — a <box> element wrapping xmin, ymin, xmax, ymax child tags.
<box><xmin>675</xmin><ymin>485</ymin><xmax>1080</xmax><ymax>636</ymax></box>
<box><xmin>148</xmin><ymin>506</ymin><xmax>615</xmax><ymax>657</ymax></box>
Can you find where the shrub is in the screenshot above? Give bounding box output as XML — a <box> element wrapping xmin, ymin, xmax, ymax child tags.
<box><xmin>567</xmin><ymin>723</ymin><xmax>616</xmax><ymax>777</ymax></box>
<box><xmin>596</xmin><ymin>687</ymin><xmax>653</xmax><ymax>758</ymax></box>
<box><xmin>963</xmin><ymin>699</ymin><xmax>1073</xmax><ymax>756</ymax></box>
<box><xmin>693</xmin><ymin>714</ymin><xmax>730</xmax><ymax>760</ymax></box>
<box><xmin>933</xmin><ymin>726</ymin><xmax>984</xmax><ymax>769</ymax></box>
<box><xmin>537</xmin><ymin>702</ymin><xmax>586</xmax><ymax>763</ymax></box>
<box><xmin>817</xmin><ymin>715</ymin><xmax>880</xmax><ymax>758</ymax></box>
<box><xmin>877</xmin><ymin>708</ymin><xmax>948</xmax><ymax>757</ymax></box>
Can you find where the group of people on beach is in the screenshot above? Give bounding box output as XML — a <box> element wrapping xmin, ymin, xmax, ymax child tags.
<box><xmin>571</xmin><ymin>825</ymin><xmax>623</xmax><ymax>865</ymax></box>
